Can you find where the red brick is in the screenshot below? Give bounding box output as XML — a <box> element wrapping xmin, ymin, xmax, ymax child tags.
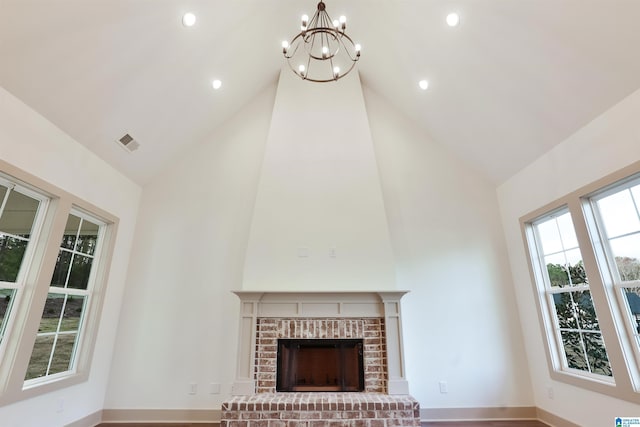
<box><xmin>299</xmin><ymin>411</ymin><xmax>321</xmax><ymax>419</ymax></box>
<box><xmin>240</xmin><ymin>411</ymin><xmax>260</xmax><ymax>419</ymax></box>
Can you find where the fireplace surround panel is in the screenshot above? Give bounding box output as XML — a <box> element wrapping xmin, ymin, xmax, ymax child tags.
<box><xmin>232</xmin><ymin>291</ymin><xmax>410</xmax><ymax>396</ymax></box>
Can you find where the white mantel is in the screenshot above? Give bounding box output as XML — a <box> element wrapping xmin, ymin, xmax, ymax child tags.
<box><xmin>231</xmin><ymin>291</ymin><xmax>410</xmax><ymax>396</ymax></box>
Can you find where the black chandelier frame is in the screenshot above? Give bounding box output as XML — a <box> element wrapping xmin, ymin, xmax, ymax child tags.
<box><xmin>282</xmin><ymin>1</ymin><xmax>361</xmax><ymax>82</ymax></box>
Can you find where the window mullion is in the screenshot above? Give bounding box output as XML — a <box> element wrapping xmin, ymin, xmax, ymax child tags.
<box><xmin>630</xmin><ymin>188</ymin><xmax>640</xmax><ymax>224</ymax></box>
<box><xmin>0</xmin><ymin>185</ymin><xmax>12</xmax><ymax>218</ymax></box>
<box><xmin>543</xmin><ymin>267</ymin><xmax>565</xmax><ymax>371</ymax></box>
<box><xmin>548</xmin><ymin>285</ymin><xmax>590</xmax><ymax>294</ymax></box>
<box><xmin>49</xmin><ymin>287</ymin><xmax>89</xmax><ymax>297</ymax></box>
<box><xmin>44</xmin><ymin>334</ymin><xmax>59</xmax><ymax>377</ymax></box>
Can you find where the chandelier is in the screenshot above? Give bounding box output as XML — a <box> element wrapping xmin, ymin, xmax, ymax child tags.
<box><xmin>282</xmin><ymin>1</ymin><xmax>361</xmax><ymax>82</ymax></box>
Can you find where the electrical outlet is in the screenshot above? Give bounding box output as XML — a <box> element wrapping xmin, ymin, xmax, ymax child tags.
<box><xmin>189</xmin><ymin>383</ymin><xmax>197</xmax><ymax>395</ymax></box>
<box><xmin>439</xmin><ymin>381</ymin><xmax>448</xmax><ymax>394</ymax></box>
<box><xmin>547</xmin><ymin>386</ymin><xmax>554</xmax><ymax>399</ymax></box>
<box><xmin>210</xmin><ymin>383</ymin><xmax>221</xmax><ymax>394</ymax></box>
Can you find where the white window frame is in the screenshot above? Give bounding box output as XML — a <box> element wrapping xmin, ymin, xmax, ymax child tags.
<box><xmin>584</xmin><ymin>173</ymin><xmax>640</xmax><ymax>391</ymax></box>
<box><xmin>527</xmin><ymin>207</ymin><xmax>614</xmax><ymax>383</ymax></box>
<box><xmin>23</xmin><ymin>208</ymin><xmax>107</xmax><ymax>387</ymax></box>
<box><xmin>0</xmin><ymin>161</ymin><xmax>118</xmax><ymax>406</ymax></box>
<box><xmin>0</xmin><ymin>176</ymin><xmax>50</xmax><ymax>353</ymax></box>
<box><xmin>521</xmin><ymin>161</ymin><xmax>640</xmax><ymax>404</ymax></box>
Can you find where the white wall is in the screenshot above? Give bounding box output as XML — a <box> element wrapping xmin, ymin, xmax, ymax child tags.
<box><xmin>104</xmin><ymin>83</ymin><xmax>276</xmax><ymax>409</ymax></box>
<box><xmin>97</xmin><ymin>54</ymin><xmax>538</xmax><ymax>418</ymax></box>
<box><xmin>363</xmin><ymin>86</ymin><xmax>533</xmax><ymax>409</ymax></box>
<box><xmin>243</xmin><ymin>70</ymin><xmax>395</xmax><ymax>291</ymax></box>
<box><xmin>104</xmin><ymin>71</ymin><xmax>533</xmax><ymax>413</ymax></box>
<box><xmin>0</xmin><ymin>87</ymin><xmax>141</xmax><ymax>426</ymax></box>
<box><xmin>497</xmin><ymin>88</ymin><xmax>640</xmax><ymax>426</ymax></box>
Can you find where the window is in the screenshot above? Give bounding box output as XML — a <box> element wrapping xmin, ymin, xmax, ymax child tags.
<box><xmin>0</xmin><ymin>179</ymin><xmax>46</xmax><ymax>348</ymax></box>
<box><xmin>0</xmin><ymin>165</ymin><xmax>116</xmax><ymax>406</ymax></box>
<box><xmin>589</xmin><ymin>176</ymin><xmax>640</xmax><ymax>382</ymax></box>
<box><xmin>522</xmin><ymin>162</ymin><xmax>640</xmax><ymax>403</ymax></box>
<box><xmin>25</xmin><ymin>212</ymin><xmax>103</xmax><ymax>383</ymax></box>
<box><xmin>529</xmin><ymin>210</ymin><xmax>613</xmax><ymax>379</ymax></box>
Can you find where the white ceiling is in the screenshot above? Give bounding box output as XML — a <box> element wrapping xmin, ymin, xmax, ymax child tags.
<box><xmin>2</xmin><ymin>0</ymin><xmax>640</xmax><ymax>185</ymax></box>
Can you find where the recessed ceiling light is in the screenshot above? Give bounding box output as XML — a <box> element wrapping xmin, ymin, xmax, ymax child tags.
<box><xmin>446</xmin><ymin>13</ymin><xmax>460</xmax><ymax>27</ymax></box>
<box><xmin>212</xmin><ymin>79</ymin><xmax>222</xmax><ymax>90</ymax></box>
<box><xmin>182</xmin><ymin>12</ymin><xmax>196</xmax><ymax>27</ymax></box>
<box><xmin>419</xmin><ymin>80</ymin><xmax>429</xmax><ymax>90</ymax></box>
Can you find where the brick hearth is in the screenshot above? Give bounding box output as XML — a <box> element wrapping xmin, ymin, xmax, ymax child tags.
<box><xmin>221</xmin><ymin>393</ymin><xmax>420</xmax><ymax>427</ymax></box>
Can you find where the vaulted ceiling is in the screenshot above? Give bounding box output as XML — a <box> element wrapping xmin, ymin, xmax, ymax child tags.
<box><xmin>2</xmin><ymin>0</ymin><xmax>640</xmax><ymax>185</ymax></box>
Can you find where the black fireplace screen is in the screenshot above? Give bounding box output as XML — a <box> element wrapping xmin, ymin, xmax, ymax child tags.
<box><xmin>276</xmin><ymin>338</ymin><xmax>365</xmax><ymax>392</ymax></box>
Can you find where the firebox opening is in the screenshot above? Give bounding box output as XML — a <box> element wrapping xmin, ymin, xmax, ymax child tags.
<box><xmin>276</xmin><ymin>339</ymin><xmax>365</xmax><ymax>392</ymax></box>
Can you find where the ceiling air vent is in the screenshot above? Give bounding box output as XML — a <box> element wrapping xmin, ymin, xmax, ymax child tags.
<box><xmin>117</xmin><ymin>133</ymin><xmax>140</xmax><ymax>152</ymax></box>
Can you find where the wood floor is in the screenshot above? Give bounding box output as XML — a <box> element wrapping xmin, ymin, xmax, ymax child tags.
<box><xmin>422</xmin><ymin>422</ymin><xmax>550</xmax><ymax>426</ymax></box>
<box><xmin>96</xmin><ymin>424</ymin><xmax>218</xmax><ymax>427</ymax></box>
<box><xmin>96</xmin><ymin>422</ymin><xmax>550</xmax><ymax>427</ymax></box>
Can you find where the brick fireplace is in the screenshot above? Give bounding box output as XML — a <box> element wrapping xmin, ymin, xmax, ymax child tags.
<box><xmin>221</xmin><ymin>291</ymin><xmax>420</xmax><ymax>426</ymax></box>
<box><xmin>221</xmin><ymin>66</ymin><xmax>419</xmax><ymax>426</ymax></box>
<box><xmin>258</xmin><ymin>318</ymin><xmax>384</xmax><ymax>393</ymax></box>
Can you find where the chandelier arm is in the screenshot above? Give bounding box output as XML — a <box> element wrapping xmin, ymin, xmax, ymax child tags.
<box><xmin>308</xmin><ymin>28</ymin><xmax>319</xmax><ymax>59</ymax></box>
<box><xmin>321</xmin><ymin>29</ymin><xmax>330</xmax><ymax>57</ymax></box>
<box><xmin>337</xmin><ymin>33</ymin><xmax>360</xmax><ymax>61</ymax></box>
<box><xmin>303</xmin><ymin>28</ymin><xmax>341</xmax><ymax>60</ymax></box>
<box><xmin>319</xmin><ymin>9</ymin><xmax>331</xmax><ymax>29</ymax></box>
<box><xmin>286</xmin><ymin>61</ymin><xmax>299</xmax><ymax>78</ymax></box>
<box><xmin>305</xmin><ymin>52</ymin><xmax>312</xmax><ymax>80</ymax></box>
<box><xmin>308</xmin><ymin>8</ymin><xmax>320</xmax><ymax>30</ymax></box>
<box><xmin>284</xmin><ymin>33</ymin><xmax>303</xmax><ymax>59</ymax></box>
<box><xmin>328</xmin><ymin>55</ymin><xmax>337</xmax><ymax>81</ymax></box>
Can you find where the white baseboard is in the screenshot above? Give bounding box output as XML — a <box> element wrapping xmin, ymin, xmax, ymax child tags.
<box><xmin>101</xmin><ymin>408</ymin><xmax>221</xmax><ymax>423</ymax></box>
<box><xmin>536</xmin><ymin>407</ymin><xmax>582</xmax><ymax>427</ymax></box>
<box><xmin>64</xmin><ymin>410</ymin><xmax>102</xmax><ymax>427</ymax></box>
<box><xmin>420</xmin><ymin>406</ymin><xmax>537</xmax><ymax>421</ymax></box>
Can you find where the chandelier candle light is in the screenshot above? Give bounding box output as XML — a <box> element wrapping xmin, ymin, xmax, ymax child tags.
<box><xmin>282</xmin><ymin>1</ymin><xmax>361</xmax><ymax>82</ymax></box>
